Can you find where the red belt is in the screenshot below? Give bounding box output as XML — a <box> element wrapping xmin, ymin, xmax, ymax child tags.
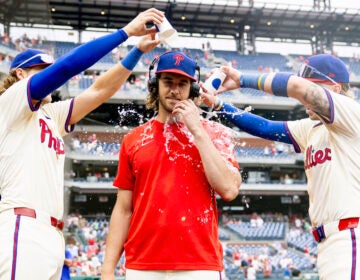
<box><xmin>14</xmin><ymin>207</ymin><xmax>64</xmax><ymax>231</ymax></box>
<box><xmin>312</xmin><ymin>217</ymin><xmax>359</xmax><ymax>243</ymax></box>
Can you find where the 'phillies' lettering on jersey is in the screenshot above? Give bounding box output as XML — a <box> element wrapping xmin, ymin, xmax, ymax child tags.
<box><xmin>39</xmin><ymin>119</ymin><xmax>65</xmax><ymax>155</ymax></box>
<box><xmin>304</xmin><ymin>145</ymin><xmax>331</xmax><ymax>170</ymax></box>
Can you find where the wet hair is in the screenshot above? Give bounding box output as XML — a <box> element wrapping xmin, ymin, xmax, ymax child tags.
<box><xmin>145</xmin><ymin>73</ymin><xmax>160</xmax><ymax>111</ymax></box>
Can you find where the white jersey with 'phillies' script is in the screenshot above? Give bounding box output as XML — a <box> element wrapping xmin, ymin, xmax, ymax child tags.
<box><xmin>0</xmin><ymin>77</ymin><xmax>74</xmax><ymax>219</ymax></box>
<box><xmin>287</xmin><ymin>89</ymin><xmax>360</xmax><ymax>227</ymax></box>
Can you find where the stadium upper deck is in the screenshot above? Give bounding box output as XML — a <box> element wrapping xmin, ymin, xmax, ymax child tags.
<box><xmin>2</xmin><ymin>0</ymin><xmax>360</xmax><ymax>56</ymax></box>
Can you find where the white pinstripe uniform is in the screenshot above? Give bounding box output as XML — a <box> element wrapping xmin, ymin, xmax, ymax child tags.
<box><xmin>287</xmin><ymin>89</ymin><xmax>360</xmax><ymax>280</ymax></box>
<box><xmin>0</xmin><ymin>77</ymin><xmax>74</xmax><ymax>279</ymax></box>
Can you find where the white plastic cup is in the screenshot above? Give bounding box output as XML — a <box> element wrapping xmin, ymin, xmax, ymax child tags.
<box><xmin>163</xmin><ymin>30</ymin><xmax>179</xmax><ymax>46</ymax></box>
<box><xmin>202</xmin><ymin>69</ymin><xmax>226</xmax><ymax>95</ymax></box>
<box><xmin>156</xmin><ymin>17</ymin><xmax>178</xmax><ymax>46</ymax></box>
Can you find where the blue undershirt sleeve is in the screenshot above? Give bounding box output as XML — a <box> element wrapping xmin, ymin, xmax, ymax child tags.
<box><xmin>220</xmin><ymin>102</ymin><xmax>292</xmax><ymax>144</ymax></box>
<box><xmin>30</xmin><ymin>29</ymin><xmax>128</xmax><ymax>100</ymax></box>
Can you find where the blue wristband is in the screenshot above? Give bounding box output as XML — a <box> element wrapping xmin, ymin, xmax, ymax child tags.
<box><xmin>271</xmin><ymin>73</ymin><xmax>292</xmax><ymax>97</ymax></box>
<box><xmin>121</xmin><ymin>46</ymin><xmax>143</xmax><ymax>71</ymax></box>
<box><xmin>240</xmin><ymin>74</ymin><xmax>261</xmax><ymax>89</ymax></box>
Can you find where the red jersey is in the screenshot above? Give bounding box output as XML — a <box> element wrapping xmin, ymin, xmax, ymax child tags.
<box><xmin>113</xmin><ymin>119</ymin><xmax>239</xmax><ymax>270</ymax></box>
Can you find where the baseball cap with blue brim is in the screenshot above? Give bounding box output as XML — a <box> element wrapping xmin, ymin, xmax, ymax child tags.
<box><xmin>10</xmin><ymin>49</ymin><xmax>54</xmax><ymax>70</ymax></box>
<box><xmin>298</xmin><ymin>54</ymin><xmax>349</xmax><ymax>85</ymax></box>
<box><xmin>155</xmin><ymin>52</ymin><xmax>197</xmax><ymax>81</ymax></box>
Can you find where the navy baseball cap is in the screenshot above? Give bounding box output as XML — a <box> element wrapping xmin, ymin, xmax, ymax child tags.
<box><xmin>155</xmin><ymin>52</ymin><xmax>197</xmax><ymax>81</ymax></box>
<box><xmin>298</xmin><ymin>54</ymin><xmax>349</xmax><ymax>84</ymax></box>
<box><xmin>11</xmin><ymin>49</ymin><xmax>54</xmax><ymax>70</ymax></box>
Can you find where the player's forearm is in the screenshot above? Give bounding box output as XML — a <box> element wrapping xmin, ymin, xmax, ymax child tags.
<box><xmin>30</xmin><ymin>29</ymin><xmax>128</xmax><ymax>100</ymax></box>
<box><xmin>261</xmin><ymin>73</ymin><xmax>326</xmax><ymax>104</ymax></box>
<box><xmin>240</xmin><ymin>72</ymin><xmax>330</xmax><ymax>118</ymax></box>
<box><xmin>102</xmin><ymin>228</ymin><xmax>125</xmax><ymax>273</ymax></box>
<box><xmin>102</xmin><ymin>206</ymin><xmax>131</xmax><ymax>276</ymax></box>
<box><xmin>70</xmin><ymin>46</ymin><xmax>142</xmax><ymax>124</ymax></box>
<box><xmin>193</xmin><ymin>129</ymin><xmax>241</xmax><ymax>201</ymax></box>
<box><xmin>70</xmin><ymin>64</ymin><xmax>131</xmax><ymax>124</ymax></box>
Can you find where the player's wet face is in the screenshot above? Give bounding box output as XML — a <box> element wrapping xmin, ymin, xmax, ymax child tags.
<box><xmin>157</xmin><ymin>73</ymin><xmax>191</xmax><ymax>113</ymax></box>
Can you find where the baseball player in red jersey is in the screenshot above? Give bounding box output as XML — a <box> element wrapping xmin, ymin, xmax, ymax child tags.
<box><xmin>202</xmin><ymin>54</ymin><xmax>360</xmax><ymax>280</ymax></box>
<box><xmin>0</xmin><ymin>8</ymin><xmax>164</xmax><ymax>279</ymax></box>
<box><xmin>101</xmin><ymin>52</ymin><xmax>241</xmax><ymax>280</ymax></box>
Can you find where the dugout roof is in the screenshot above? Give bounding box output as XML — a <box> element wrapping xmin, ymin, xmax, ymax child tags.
<box><xmin>2</xmin><ymin>0</ymin><xmax>360</xmax><ymax>45</ymax></box>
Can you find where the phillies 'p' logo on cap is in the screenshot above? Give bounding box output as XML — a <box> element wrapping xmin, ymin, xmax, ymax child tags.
<box><xmin>155</xmin><ymin>51</ymin><xmax>197</xmax><ymax>81</ymax></box>
<box><xmin>173</xmin><ymin>53</ymin><xmax>185</xmax><ymax>66</ymax></box>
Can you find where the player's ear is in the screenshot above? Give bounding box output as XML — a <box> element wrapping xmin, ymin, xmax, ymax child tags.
<box><xmin>331</xmin><ymin>83</ymin><xmax>342</xmax><ymax>94</ymax></box>
<box><xmin>14</xmin><ymin>68</ymin><xmax>28</xmax><ymax>80</ymax></box>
